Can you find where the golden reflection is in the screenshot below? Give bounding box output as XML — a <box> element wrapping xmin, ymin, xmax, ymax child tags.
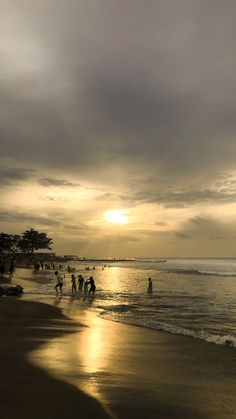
<box><xmin>29</xmin><ymin>311</ymin><xmax>119</xmax><ymax>405</ymax></box>
<box><xmin>107</xmin><ymin>266</ymin><xmax>121</xmax><ymax>292</ymax></box>
<box><xmin>74</xmin><ymin>312</ymin><xmax>115</xmax><ymax>400</ymax></box>
<box><xmin>78</xmin><ymin>323</ymin><xmax>104</xmax><ymax>374</ymax></box>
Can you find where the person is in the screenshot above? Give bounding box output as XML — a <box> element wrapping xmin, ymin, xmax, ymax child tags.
<box><xmin>147</xmin><ymin>277</ymin><xmax>153</xmax><ymax>294</ymax></box>
<box><xmin>9</xmin><ymin>260</ymin><xmax>14</xmax><ymax>278</ymax></box>
<box><xmin>55</xmin><ymin>271</ymin><xmax>63</xmax><ymax>295</ymax></box>
<box><xmin>84</xmin><ymin>280</ymin><xmax>89</xmax><ymax>295</ymax></box>
<box><xmin>78</xmin><ymin>274</ymin><xmax>84</xmax><ymax>291</ymax></box>
<box><xmin>71</xmin><ymin>273</ymin><xmax>76</xmax><ymax>293</ymax></box>
<box><xmin>88</xmin><ymin>276</ymin><xmax>96</xmax><ymax>295</ymax></box>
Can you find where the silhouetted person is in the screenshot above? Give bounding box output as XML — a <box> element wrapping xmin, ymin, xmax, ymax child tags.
<box><xmin>9</xmin><ymin>260</ymin><xmax>14</xmax><ymax>278</ymax></box>
<box><xmin>147</xmin><ymin>277</ymin><xmax>153</xmax><ymax>294</ymax></box>
<box><xmin>84</xmin><ymin>280</ymin><xmax>89</xmax><ymax>295</ymax></box>
<box><xmin>78</xmin><ymin>274</ymin><xmax>84</xmax><ymax>291</ymax></box>
<box><xmin>88</xmin><ymin>276</ymin><xmax>96</xmax><ymax>294</ymax></box>
<box><xmin>55</xmin><ymin>271</ymin><xmax>63</xmax><ymax>295</ymax></box>
<box><xmin>71</xmin><ymin>274</ymin><xmax>76</xmax><ymax>293</ymax></box>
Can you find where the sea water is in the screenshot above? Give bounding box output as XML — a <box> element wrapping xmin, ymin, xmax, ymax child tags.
<box><xmin>15</xmin><ymin>258</ymin><xmax>236</xmax><ymax>347</ymax></box>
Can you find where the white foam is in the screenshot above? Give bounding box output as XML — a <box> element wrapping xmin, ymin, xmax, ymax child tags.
<box><xmin>100</xmin><ymin>313</ymin><xmax>236</xmax><ymax>347</ymax></box>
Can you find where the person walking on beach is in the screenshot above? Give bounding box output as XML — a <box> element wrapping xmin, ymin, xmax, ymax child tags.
<box><xmin>88</xmin><ymin>276</ymin><xmax>96</xmax><ymax>295</ymax></box>
<box><xmin>147</xmin><ymin>277</ymin><xmax>153</xmax><ymax>294</ymax></box>
<box><xmin>71</xmin><ymin>273</ymin><xmax>76</xmax><ymax>293</ymax></box>
<box><xmin>55</xmin><ymin>271</ymin><xmax>63</xmax><ymax>295</ymax></box>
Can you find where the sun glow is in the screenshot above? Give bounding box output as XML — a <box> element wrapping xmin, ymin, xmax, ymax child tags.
<box><xmin>105</xmin><ymin>209</ymin><xmax>128</xmax><ymax>224</ymax></box>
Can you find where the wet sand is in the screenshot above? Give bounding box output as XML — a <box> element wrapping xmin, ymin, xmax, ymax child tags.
<box><xmin>1</xmin><ymin>297</ymin><xmax>236</xmax><ymax>419</ymax></box>
<box><xmin>31</xmin><ymin>308</ymin><xmax>236</xmax><ymax>419</ymax></box>
<box><xmin>0</xmin><ymin>298</ymin><xmax>112</xmax><ymax>419</ymax></box>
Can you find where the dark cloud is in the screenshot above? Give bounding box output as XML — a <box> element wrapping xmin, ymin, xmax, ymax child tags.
<box><xmin>40</xmin><ymin>196</ymin><xmax>68</xmax><ymax>202</ymax></box>
<box><xmin>39</xmin><ymin>178</ymin><xmax>81</xmax><ymax>187</ymax></box>
<box><xmin>0</xmin><ymin>210</ymin><xmax>60</xmax><ymax>227</ymax></box>
<box><xmin>96</xmin><ymin>192</ymin><xmax>117</xmax><ymax>201</ymax></box>
<box><xmin>209</xmin><ymin>233</ymin><xmax>236</xmax><ymax>240</ymax></box>
<box><xmin>190</xmin><ymin>217</ymin><xmax>206</xmax><ymax>225</ymax></box>
<box><xmin>61</xmin><ymin>223</ymin><xmax>92</xmax><ymax>234</ymax></box>
<box><xmin>0</xmin><ymin>166</ymin><xmax>35</xmax><ymax>185</ymax></box>
<box><xmin>174</xmin><ymin>215</ymin><xmax>236</xmax><ymax>242</ymax></box>
<box><xmin>0</xmin><ymin>209</ymin><xmax>92</xmax><ymax>236</ymax></box>
<box><xmin>128</xmin><ymin>176</ymin><xmax>236</xmax><ymax>207</ymax></box>
<box><xmin>1</xmin><ymin>0</ymin><xmax>236</xmax><ymax>184</ymax></box>
<box><xmin>175</xmin><ymin>232</ymin><xmax>191</xmax><ymax>240</ymax></box>
<box><xmin>1</xmin><ymin>1</ymin><xmax>236</xmax><ymax>255</ymax></box>
<box><xmin>96</xmin><ymin>192</ymin><xmax>127</xmax><ymax>201</ymax></box>
<box><xmin>102</xmin><ymin>234</ymin><xmax>140</xmax><ymax>244</ymax></box>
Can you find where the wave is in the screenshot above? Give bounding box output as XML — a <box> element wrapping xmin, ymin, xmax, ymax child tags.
<box><xmin>167</xmin><ymin>268</ymin><xmax>236</xmax><ymax>277</ymax></box>
<box><xmin>97</xmin><ymin>303</ymin><xmax>138</xmax><ymax>312</ymax></box>
<box><xmin>99</xmin><ymin>312</ymin><xmax>236</xmax><ymax>347</ymax></box>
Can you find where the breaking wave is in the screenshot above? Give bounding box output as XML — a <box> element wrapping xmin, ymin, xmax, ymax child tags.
<box><xmin>99</xmin><ymin>312</ymin><xmax>236</xmax><ymax>347</ymax></box>
<box><xmin>167</xmin><ymin>268</ymin><xmax>236</xmax><ymax>277</ymax></box>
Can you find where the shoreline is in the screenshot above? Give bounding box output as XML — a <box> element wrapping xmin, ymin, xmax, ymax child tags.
<box><xmin>1</xmin><ymin>297</ymin><xmax>236</xmax><ymax>418</ymax></box>
<box><xmin>1</xmin><ymin>268</ymin><xmax>236</xmax><ymax>418</ymax></box>
<box><xmin>30</xmin><ymin>304</ymin><xmax>236</xmax><ymax>419</ymax></box>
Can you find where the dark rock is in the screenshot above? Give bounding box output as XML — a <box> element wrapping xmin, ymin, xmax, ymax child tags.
<box><xmin>0</xmin><ymin>284</ymin><xmax>24</xmax><ymax>296</ymax></box>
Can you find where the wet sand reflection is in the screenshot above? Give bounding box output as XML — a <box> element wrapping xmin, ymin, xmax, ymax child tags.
<box><xmin>29</xmin><ymin>309</ymin><xmax>119</xmax><ymax>405</ymax></box>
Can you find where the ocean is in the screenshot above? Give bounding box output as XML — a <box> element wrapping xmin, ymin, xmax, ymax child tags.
<box><xmin>14</xmin><ymin>258</ymin><xmax>236</xmax><ymax>348</ymax></box>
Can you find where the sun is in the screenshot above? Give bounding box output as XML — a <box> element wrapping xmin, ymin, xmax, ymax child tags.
<box><xmin>105</xmin><ymin>210</ymin><xmax>128</xmax><ymax>224</ymax></box>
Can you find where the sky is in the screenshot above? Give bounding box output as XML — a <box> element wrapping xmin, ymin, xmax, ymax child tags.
<box><xmin>1</xmin><ymin>0</ymin><xmax>236</xmax><ymax>257</ymax></box>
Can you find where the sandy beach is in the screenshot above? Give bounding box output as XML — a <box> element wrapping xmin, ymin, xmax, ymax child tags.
<box><xmin>1</xmin><ymin>296</ymin><xmax>236</xmax><ymax>419</ymax></box>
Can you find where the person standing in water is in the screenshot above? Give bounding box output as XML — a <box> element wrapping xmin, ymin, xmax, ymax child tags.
<box><xmin>78</xmin><ymin>274</ymin><xmax>84</xmax><ymax>291</ymax></box>
<box><xmin>84</xmin><ymin>279</ymin><xmax>89</xmax><ymax>295</ymax></box>
<box><xmin>88</xmin><ymin>276</ymin><xmax>96</xmax><ymax>295</ymax></box>
<box><xmin>71</xmin><ymin>273</ymin><xmax>76</xmax><ymax>293</ymax></box>
<box><xmin>55</xmin><ymin>271</ymin><xmax>63</xmax><ymax>295</ymax></box>
<box><xmin>147</xmin><ymin>277</ymin><xmax>153</xmax><ymax>294</ymax></box>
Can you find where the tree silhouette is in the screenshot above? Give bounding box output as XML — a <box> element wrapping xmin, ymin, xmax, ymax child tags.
<box><xmin>18</xmin><ymin>229</ymin><xmax>53</xmax><ymax>255</ymax></box>
<box><xmin>0</xmin><ymin>233</ymin><xmax>20</xmax><ymax>255</ymax></box>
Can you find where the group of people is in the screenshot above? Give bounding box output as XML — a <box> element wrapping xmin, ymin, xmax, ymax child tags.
<box><xmin>0</xmin><ymin>260</ymin><xmax>14</xmax><ymax>278</ymax></box>
<box><xmin>34</xmin><ymin>262</ymin><xmax>64</xmax><ymax>272</ymax></box>
<box><xmin>55</xmin><ymin>271</ymin><xmax>96</xmax><ymax>296</ymax></box>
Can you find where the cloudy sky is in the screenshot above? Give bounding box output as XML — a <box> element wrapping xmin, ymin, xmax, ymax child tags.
<box><xmin>1</xmin><ymin>0</ymin><xmax>236</xmax><ymax>257</ymax></box>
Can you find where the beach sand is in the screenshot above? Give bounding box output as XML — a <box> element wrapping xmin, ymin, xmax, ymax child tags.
<box><xmin>1</xmin><ymin>298</ymin><xmax>236</xmax><ymax>419</ymax></box>
<box><xmin>0</xmin><ymin>298</ymin><xmax>112</xmax><ymax>419</ymax></box>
